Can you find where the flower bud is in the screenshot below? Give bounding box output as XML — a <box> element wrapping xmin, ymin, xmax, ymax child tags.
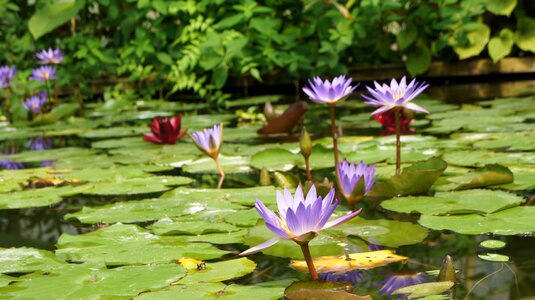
<box><xmin>300</xmin><ymin>127</ymin><xmax>312</xmax><ymax>159</ymax></box>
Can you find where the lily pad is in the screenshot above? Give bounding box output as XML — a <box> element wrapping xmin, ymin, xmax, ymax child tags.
<box><xmin>251</xmin><ymin>148</ymin><xmax>303</xmax><ymax>171</ymax></box>
<box><xmin>178</xmin><ymin>257</ymin><xmax>256</xmax><ymax>284</ymax></box>
<box><xmin>445</xmin><ymin>164</ymin><xmax>513</xmax><ymax>190</ymax></box>
<box><xmin>284</xmin><ymin>280</ymin><xmax>371</xmax><ymax>300</ymax></box>
<box><xmin>160</xmin><ymin>186</ymin><xmax>278</xmax><ymax>207</ymax></box>
<box><xmin>480</xmin><ymin>240</ymin><xmax>506</xmax><ymax>249</ymax></box>
<box><xmin>183</xmin><ymin>155</ymin><xmax>251</xmax><ymax>174</ymax></box>
<box><xmin>418</xmin><ymin>206</ymin><xmax>535</xmax><ymax>235</ymax></box>
<box><xmin>151</xmin><ymin>218</ymin><xmax>240</xmax><ymax>236</ymax></box>
<box><xmin>0</xmin><ymin>247</ymin><xmax>66</xmax><ymax>274</ymax></box>
<box><xmin>393</xmin><ymin>281</ymin><xmax>454</xmax><ymax>298</ymax></box>
<box><xmin>443</xmin><ymin>150</ymin><xmax>535</xmax><ymax>167</ymax></box>
<box><xmin>380</xmin><ymin>189</ymin><xmax>524</xmax><ymax>215</ymax></box>
<box><xmin>56</xmin><ymin>224</ymin><xmax>230</xmax><ymax>265</ymax></box>
<box><xmin>478</xmin><ymin>253</ymin><xmax>509</xmax><ymax>262</ymax></box>
<box><xmin>0</xmin><ymin>185</ymin><xmax>91</xmax><ymax>210</ymax></box>
<box><xmin>81</xmin><ymin>176</ymin><xmax>192</xmax><ymax>196</ymax></box>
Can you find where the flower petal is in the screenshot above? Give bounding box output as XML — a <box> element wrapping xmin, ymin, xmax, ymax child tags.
<box><xmin>240</xmin><ymin>237</ymin><xmax>280</xmax><ymax>255</ymax></box>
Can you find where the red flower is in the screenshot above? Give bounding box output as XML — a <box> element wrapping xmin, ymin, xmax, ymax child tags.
<box><xmin>373</xmin><ymin>108</ymin><xmax>413</xmax><ymax>134</ymax></box>
<box><xmin>143</xmin><ymin>115</ymin><xmax>187</xmax><ymax>144</ymax></box>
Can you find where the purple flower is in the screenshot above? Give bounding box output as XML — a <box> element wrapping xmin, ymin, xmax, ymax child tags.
<box><xmin>240</xmin><ymin>185</ymin><xmax>362</xmax><ymax>255</ymax></box>
<box><xmin>191</xmin><ymin>124</ymin><xmax>223</xmax><ymax>159</ymax></box>
<box><xmin>320</xmin><ymin>270</ymin><xmax>364</xmax><ymax>284</ymax></box>
<box><xmin>337</xmin><ymin>159</ymin><xmax>376</xmax><ymax>205</ymax></box>
<box><xmin>23</xmin><ymin>93</ymin><xmax>48</xmax><ymax>113</ymax></box>
<box><xmin>40</xmin><ymin>160</ymin><xmax>55</xmax><ymax>167</ymax></box>
<box><xmin>361</xmin><ymin>76</ymin><xmax>429</xmax><ymax>115</ymax></box>
<box><xmin>379</xmin><ymin>272</ymin><xmax>428</xmax><ymax>297</ymax></box>
<box><xmin>30</xmin><ymin>66</ymin><xmax>57</xmax><ymax>81</ymax></box>
<box><xmin>303</xmin><ymin>75</ymin><xmax>359</xmax><ymax>105</ymax></box>
<box><xmin>0</xmin><ymin>65</ymin><xmax>17</xmax><ymax>88</ymax></box>
<box><xmin>36</xmin><ymin>48</ymin><xmax>64</xmax><ymax>65</ymax></box>
<box><xmin>27</xmin><ymin>137</ymin><xmax>53</xmax><ymax>150</ymax></box>
<box><xmin>0</xmin><ymin>160</ymin><xmax>24</xmax><ymax>170</ymax></box>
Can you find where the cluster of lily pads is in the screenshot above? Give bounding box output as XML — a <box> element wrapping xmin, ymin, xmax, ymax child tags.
<box><xmin>0</xmin><ymin>71</ymin><xmax>534</xmax><ymax>298</ymax></box>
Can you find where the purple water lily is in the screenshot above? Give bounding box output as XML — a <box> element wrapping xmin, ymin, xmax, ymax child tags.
<box><xmin>361</xmin><ymin>76</ymin><xmax>429</xmax><ymax>116</ymax></box>
<box><xmin>241</xmin><ymin>185</ymin><xmax>361</xmax><ymax>254</ymax></box>
<box><xmin>27</xmin><ymin>137</ymin><xmax>53</xmax><ymax>150</ymax></box>
<box><xmin>36</xmin><ymin>48</ymin><xmax>64</xmax><ymax>65</ymax></box>
<box><xmin>23</xmin><ymin>93</ymin><xmax>47</xmax><ymax>113</ymax></box>
<box><xmin>337</xmin><ymin>159</ymin><xmax>376</xmax><ymax>207</ymax></box>
<box><xmin>320</xmin><ymin>270</ymin><xmax>364</xmax><ymax>284</ymax></box>
<box><xmin>191</xmin><ymin>124</ymin><xmax>225</xmax><ymax>188</ymax></box>
<box><xmin>30</xmin><ymin>66</ymin><xmax>57</xmax><ymax>82</ymax></box>
<box><xmin>191</xmin><ymin>124</ymin><xmax>223</xmax><ymax>159</ymax></box>
<box><xmin>0</xmin><ymin>147</ymin><xmax>24</xmax><ymax>170</ymax></box>
<box><xmin>0</xmin><ymin>65</ymin><xmax>16</xmax><ymax>88</ymax></box>
<box><xmin>379</xmin><ymin>272</ymin><xmax>428</xmax><ymax>297</ymax></box>
<box><xmin>303</xmin><ymin>75</ymin><xmax>358</xmax><ymax>105</ymax></box>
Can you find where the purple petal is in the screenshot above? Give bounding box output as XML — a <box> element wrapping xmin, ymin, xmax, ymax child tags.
<box><xmin>240</xmin><ymin>237</ymin><xmax>280</xmax><ymax>255</ymax></box>
<box><xmin>405</xmin><ymin>102</ymin><xmax>429</xmax><ymax>114</ymax></box>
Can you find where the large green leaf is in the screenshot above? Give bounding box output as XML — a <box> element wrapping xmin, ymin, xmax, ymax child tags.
<box><xmin>0</xmin><ymin>247</ymin><xmax>66</xmax><ymax>274</ymax></box>
<box><xmin>56</xmin><ymin>224</ymin><xmax>230</xmax><ymax>265</ymax></box>
<box><xmin>381</xmin><ymin>189</ymin><xmax>524</xmax><ymax>215</ymax></box>
<box><xmin>178</xmin><ymin>258</ymin><xmax>256</xmax><ymax>284</ymax></box>
<box><xmin>449</xmin><ymin>22</ymin><xmax>490</xmax><ymax>59</ymax></box>
<box><xmin>251</xmin><ymin>148</ymin><xmax>303</xmax><ymax>171</ymax></box>
<box><xmin>80</xmin><ymin>176</ymin><xmax>192</xmax><ymax>196</ymax></box>
<box><xmin>445</xmin><ymin>164</ymin><xmax>514</xmax><ymax>190</ymax></box>
<box><xmin>488</xmin><ymin>28</ymin><xmax>514</xmax><ymax>62</ymax></box>
<box><xmin>0</xmin><ymin>185</ymin><xmax>91</xmax><ymax>210</ymax></box>
<box><xmin>28</xmin><ymin>0</ymin><xmax>85</xmax><ymax>39</ymax></box>
<box><xmin>443</xmin><ymin>150</ymin><xmax>535</xmax><ymax>167</ymax></box>
<box><xmin>514</xmin><ymin>17</ymin><xmax>535</xmax><ymax>53</ymax></box>
<box><xmin>418</xmin><ymin>206</ymin><xmax>535</xmax><ymax>235</ymax></box>
<box><xmin>406</xmin><ymin>43</ymin><xmax>432</xmax><ymax>76</ymax></box>
<box><xmin>485</xmin><ymin>0</ymin><xmax>517</xmax><ymax>16</ymax></box>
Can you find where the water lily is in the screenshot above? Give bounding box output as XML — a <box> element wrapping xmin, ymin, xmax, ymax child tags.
<box><xmin>337</xmin><ymin>159</ymin><xmax>376</xmax><ymax>207</ymax></box>
<box><xmin>361</xmin><ymin>76</ymin><xmax>429</xmax><ymax>116</ymax></box>
<box><xmin>240</xmin><ymin>184</ymin><xmax>362</xmax><ymax>280</ymax></box>
<box><xmin>303</xmin><ymin>75</ymin><xmax>359</xmax><ymax>176</ymax></box>
<box><xmin>373</xmin><ymin>108</ymin><xmax>413</xmax><ymax>134</ymax></box>
<box><xmin>362</xmin><ymin>77</ymin><xmax>429</xmax><ymax>174</ymax></box>
<box><xmin>320</xmin><ymin>270</ymin><xmax>364</xmax><ymax>284</ymax></box>
<box><xmin>0</xmin><ymin>147</ymin><xmax>23</xmax><ymax>170</ymax></box>
<box><xmin>379</xmin><ymin>272</ymin><xmax>427</xmax><ymax>297</ymax></box>
<box><xmin>27</xmin><ymin>137</ymin><xmax>53</xmax><ymax>150</ymax></box>
<box><xmin>0</xmin><ymin>65</ymin><xmax>16</xmax><ymax>88</ymax></box>
<box><xmin>36</xmin><ymin>48</ymin><xmax>64</xmax><ymax>65</ymax></box>
<box><xmin>143</xmin><ymin>115</ymin><xmax>187</xmax><ymax>144</ymax></box>
<box><xmin>30</xmin><ymin>66</ymin><xmax>57</xmax><ymax>82</ymax></box>
<box><xmin>23</xmin><ymin>93</ymin><xmax>48</xmax><ymax>113</ymax></box>
<box><xmin>191</xmin><ymin>124</ymin><xmax>225</xmax><ymax>188</ymax></box>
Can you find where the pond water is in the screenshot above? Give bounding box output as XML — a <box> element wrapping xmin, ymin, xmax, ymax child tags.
<box><xmin>0</xmin><ymin>93</ymin><xmax>534</xmax><ymax>299</ymax></box>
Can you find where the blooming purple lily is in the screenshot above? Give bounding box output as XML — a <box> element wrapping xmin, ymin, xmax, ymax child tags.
<box><xmin>0</xmin><ymin>65</ymin><xmax>17</xmax><ymax>88</ymax></box>
<box><xmin>303</xmin><ymin>75</ymin><xmax>358</xmax><ymax>105</ymax></box>
<box><xmin>30</xmin><ymin>66</ymin><xmax>57</xmax><ymax>82</ymax></box>
<box><xmin>191</xmin><ymin>124</ymin><xmax>225</xmax><ymax>189</ymax></box>
<box><xmin>36</xmin><ymin>48</ymin><xmax>64</xmax><ymax>65</ymax></box>
<box><xmin>379</xmin><ymin>272</ymin><xmax>427</xmax><ymax>296</ymax></box>
<box><xmin>241</xmin><ymin>185</ymin><xmax>361</xmax><ymax>254</ymax></box>
<box><xmin>23</xmin><ymin>93</ymin><xmax>48</xmax><ymax>113</ymax></box>
<box><xmin>361</xmin><ymin>76</ymin><xmax>429</xmax><ymax>115</ymax></box>
<box><xmin>338</xmin><ymin>159</ymin><xmax>376</xmax><ymax>207</ymax></box>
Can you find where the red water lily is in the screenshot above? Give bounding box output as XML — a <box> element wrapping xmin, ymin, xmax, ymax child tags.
<box><xmin>143</xmin><ymin>115</ymin><xmax>187</xmax><ymax>144</ymax></box>
<box><xmin>373</xmin><ymin>108</ymin><xmax>413</xmax><ymax>134</ymax></box>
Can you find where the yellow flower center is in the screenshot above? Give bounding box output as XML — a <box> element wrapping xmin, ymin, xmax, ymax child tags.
<box><xmin>392</xmin><ymin>89</ymin><xmax>406</xmax><ymax>101</ymax></box>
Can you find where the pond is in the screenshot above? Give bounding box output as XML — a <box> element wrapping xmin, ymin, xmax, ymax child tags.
<box><xmin>0</xmin><ymin>89</ymin><xmax>534</xmax><ymax>299</ymax></box>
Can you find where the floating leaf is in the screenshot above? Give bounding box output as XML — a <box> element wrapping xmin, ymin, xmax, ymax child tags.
<box><xmin>480</xmin><ymin>240</ymin><xmax>506</xmax><ymax>249</ymax></box>
<box><xmin>485</xmin><ymin>0</ymin><xmax>517</xmax><ymax>16</ymax></box>
<box><xmin>0</xmin><ymin>247</ymin><xmax>66</xmax><ymax>274</ymax></box>
<box><xmin>418</xmin><ymin>206</ymin><xmax>535</xmax><ymax>235</ymax></box>
<box><xmin>151</xmin><ymin>218</ymin><xmax>240</xmax><ymax>236</ymax></box>
<box><xmin>447</xmin><ymin>164</ymin><xmax>513</xmax><ymax>190</ymax></box>
<box><xmin>0</xmin><ymin>185</ymin><xmax>91</xmax><ymax>210</ymax></box>
<box><xmin>381</xmin><ymin>189</ymin><xmax>524</xmax><ymax>215</ymax></box>
<box><xmin>291</xmin><ymin>250</ymin><xmax>407</xmax><ymax>273</ymax></box>
<box><xmin>393</xmin><ymin>281</ymin><xmax>454</xmax><ymax>298</ymax></box>
<box><xmin>284</xmin><ymin>280</ymin><xmax>371</xmax><ymax>300</ymax></box>
<box><xmin>478</xmin><ymin>253</ymin><xmax>509</xmax><ymax>262</ymax></box>
<box><xmin>177</xmin><ymin>257</ymin><xmax>256</xmax><ymax>284</ymax></box>
<box><xmin>258</xmin><ymin>101</ymin><xmax>308</xmax><ymax>134</ymax></box>
<box><xmin>183</xmin><ymin>155</ymin><xmax>251</xmax><ymax>174</ymax></box>
<box><xmin>251</xmin><ymin>148</ymin><xmax>303</xmax><ymax>171</ymax></box>
<box><xmin>80</xmin><ymin>176</ymin><xmax>192</xmax><ymax>196</ymax></box>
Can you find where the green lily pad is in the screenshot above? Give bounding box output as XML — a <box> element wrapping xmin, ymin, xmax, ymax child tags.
<box><xmin>91</xmin><ymin>136</ymin><xmax>149</xmax><ymax>149</ymax></box>
<box><xmin>496</xmin><ymin>172</ymin><xmax>535</xmax><ymax>190</ymax></box>
<box><xmin>224</xmin><ymin>208</ymin><xmax>263</xmax><ymax>227</ymax></box>
<box><xmin>79</xmin><ymin>126</ymin><xmax>147</xmax><ymax>139</ymax></box>
<box><xmin>473</xmin><ymin>132</ymin><xmax>535</xmax><ymax>151</ymax></box>
<box><xmin>381</xmin><ymin>189</ymin><xmax>524</xmax><ymax>216</ymax></box>
<box><xmin>368</xmin><ymin>157</ymin><xmax>447</xmax><ymax>199</ymax></box>
<box><xmin>443</xmin><ymin>150</ymin><xmax>535</xmax><ymax>167</ymax></box>
<box><xmin>0</xmin><ymin>274</ymin><xmax>16</xmax><ymax>288</ymax></box>
<box><xmin>445</xmin><ymin>164</ymin><xmax>513</xmax><ymax>190</ymax></box>
<box><xmin>161</xmin><ymin>186</ymin><xmax>278</xmax><ymax>207</ymax></box>
<box><xmin>56</xmin><ymin>224</ymin><xmax>230</xmax><ymax>265</ymax></box>
<box><xmin>136</xmin><ymin>282</ymin><xmax>284</xmax><ymax>300</ymax></box>
<box><xmin>178</xmin><ymin>257</ymin><xmax>256</xmax><ymax>284</ymax></box>
<box><xmin>183</xmin><ymin>155</ymin><xmax>251</xmax><ymax>174</ymax></box>
<box><xmin>65</xmin><ymin>194</ymin><xmax>244</xmax><ymax>224</ymax></box>
<box><xmin>478</xmin><ymin>253</ymin><xmax>509</xmax><ymax>262</ymax></box>
<box><xmin>418</xmin><ymin>206</ymin><xmax>535</xmax><ymax>235</ymax></box>
<box><xmin>0</xmin><ymin>263</ymin><xmax>186</xmax><ymax>299</ymax></box>
<box><xmin>251</xmin><ymin>148</ymin><xmax>303</xmax><ymax>171</ymax></box>
<box><xmin>284</xmin><ymin>280</ymin><xmax>369</xmax><ymax>300</ymax></box>
<box><xmin>480</xmin><ymin>240</ymin><xmax>506</xmax><ymax>249</ymax></box>
<box><xmin>393</xmin><ymin>281</ymin><xmax>454</xmax><ymax>298</ymax></box>
<box><xmin>0</xmin><ymin>185</ymin><xmax>91</xmax><ymax>210</ymax></box>
<box><xmin>0</xmin><ymin>247</ymin><xmax>66</xmax><ymax>274</ymax></box>
<box><xmin>7</xmin><ymin>147</ymin><xmax>96</xmax><ymax>163</ymax></box>
<box><xmin>151</xmin><ymin>218</ymin><xmax>240</xmax><ymax>236</ymax></box>
<box><xmin>81</xmin><ymin>176</ymin><xmax>192</xmax><ymax>196</ymax></box>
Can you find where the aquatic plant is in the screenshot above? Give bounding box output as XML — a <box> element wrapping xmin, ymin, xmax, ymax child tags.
<box><xmin>362</xmin><ymin>77</ymin><xmax>429</xmax><ymax>174</ymax></box>
<box><xmin>240</xmin><ymin>185</ymin><xmax>362</xmax><ymax>280</ymax></box>
<box><xmin>337</xmin><ymin>160</ymin><xmax>377</xmax><ymax>207</ymax></box>
<box><xmin>0</xmin><ymin>147</ymin><xmax>24</xmax><ymax>170</ymax></box>
<box><xmin>30</xmin><ymin>66</ymin><xmax>57</xmax><ymax>82</ymax></box>
<box><xmin>303</xmin><ymin>75</ymin><xmax>359</xmax><ymax>177</ymax></box>
<box><xmin>27</xmin><ymin>137</ymin><xmax>53</xmax><ymax>150</ymax></box>
<box><xmin>379</xmin><ymin>272</ymin><xmax>427</xmax><ymax>297</ymax></box>
<box><xmin>191</xmin><ymin>124</ymin><xmax>225</xmax><ymax>189</ymax></box>
<box><xmin>319</xmin><ymin>270</ymin><xmax>364</xmax><ymax>284</ymax></box>
<box><xmin>373</xmin><ymin>108</ymin><xmax>413</xmax><ymax>135</ymax></box>
<box><xmin>299</xmin><ymin>127</ymin><xmax>312</xmax><ymax>181</ymax></box>
<box><xmin>143</xmin><ymin>115</ymin><xmax>187</xmax><ymax>145</ymax></box>
<box><xmin>36</xmin><ymin>48</ymin><xmax>64</xmax><ymax>65</ymax></box>
<box><xmin>0</xmin><ymin>66</ymin><xmax>16</xmax><ymax>88</ymax></box>
<box><xmin>22</xmin><ymin>93</ymin><xmax>47</xmax><ymax>113</ymax></box>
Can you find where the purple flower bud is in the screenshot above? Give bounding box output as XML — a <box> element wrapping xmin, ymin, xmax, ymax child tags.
<box><xmin>23</xmin><ymin>93</ymin><xmax>48</xmax><ymax>113</ymax></box>
<box><xmin>191</xmin><ymin>124</ymin><xmax>223</xmax><ymax>159</ymax></box>
<box><xmin>36</xmin><ymin>48</ymin><xmax>64</xmax><ymax>64</ymax></box>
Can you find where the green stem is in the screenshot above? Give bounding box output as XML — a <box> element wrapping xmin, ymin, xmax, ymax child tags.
<box><xmin>299</xmin><ymin>242</ymin><xmax>318</xmax><ymax>280</ymax></box>
<box><xmin>395</xmin><ymin>108</ymin><xmax>401</xmax><ymax>175</ymax></box>
<box><xmin>214</xmin><ymin>157</ymin><xmax>225</xmax><ymax>189</ymax></box>
<box><xmin>53</xmin><ymin>80</ymin><xmax>59</xmax><ymax>107</ymax></box>
<box><xmin>45</xmin><ymin>80</ymin><xmax>52</xmax><ymax>105</ymax></box>
<box><xmin>305</xmin><ymin>157</ymin><xmax>312</xmax><ymax>182</ymax></box>
<box><xmin>329</xmin><ymin>105</ymin><xmax>340</xmax><ymax>179</ymax></box>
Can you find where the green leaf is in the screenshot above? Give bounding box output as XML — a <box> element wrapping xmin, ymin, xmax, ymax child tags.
<box><xmin>488</xmin><ymin>29</ymin><xmax>514</xmax><ymax>62</ymax></box>
<box><xmin>178</xmin><ymin>258</ymin><xmax>256</xmax><ymax>284</ymax></box>
<box><xmin>393</xmin><ymin>281</ymin><xmax>454</xmax><ymax>298</ymax></box>
<box><xmin>381</xmin><ymin>189</ymin><xmax>524</xmax><ymax>215</ymax></box>
<box><xmin>0</xmin><ymin>185</ymin><xmax>91</xmax><ymax>210</ymax></box>
<box><xmin>449</xmin><ymin>22</ymin><xmax>490</xmax><ymax>59</ymax></box>
<box><xmin>284</xmin><ymin>280</ymin><xmax>370</xmax><ymax>300</ymax></box>
<box><xmin>480</xmin><ymin>239</ymin><xmax>506</xmax><ymax>249</ymax></box>
<box><xmin>446</xmin><ymin>164</ymin><xmax>514</xmax><ymax>190</ymax></box>
<box><xmin>397</xmin><ymin>21</ymin><xmax>418</xmax><ymax>51</ymax></box>
<box><xmin>156</xmin><ymin>52</ymin><xmax>174</xmax><ymax>65</ymax></box>
<box><xmin>81</xmin><ymin>176</ymin><xmax>192</xmax><ymax>196</ymax></box>
<box><xmin>28</xmin><ymin>0</ymin><xmax>85</xmax><ymax>39</ymax></box>
<box><xmin>0</xmin><ymin>247</ymin><xmax>66</xmax><ymax>274</ymax></box>
<box><xmin>478</xmin><ymin>253</ymin><xmax>509</xmax><ymax>262</ymax></box>
<box><xmin>418</xmin><ymin>206</ymin><xmax>535</xmax><ymax>235</ymax></box>
<box><xmin>251</xmin><ymin>148</ymin><xmax>303</xmax><ymax>171</ymax></box>
<box><xmin>406</xmin><ymin>43</ymin><xmax>432</xmax><ymax>76</ymax></box>
<box><xmin>151</xmin><ymin>218</ymin><xmax>240</xmax><ymax>236</ymax></box>
<box><xmin>485</xmin><ymin>0</ymin><xmax>517</xmax><ymax>16</ymax></box>
<box><xmin>213</xmin><ymin>65</ymin><xmax>229</xmax><ymax>89</ymax></box>
<box><xmin>514</xmin><ymin>17</ymin><xmax>535</xmax><ymax>53</ymax></box>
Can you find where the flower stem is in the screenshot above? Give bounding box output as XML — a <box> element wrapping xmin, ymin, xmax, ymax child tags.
<box><xmin>214</xmin><ymin>157</ymin><xmax>225</xmax><ymax>189</ymax></box>
<box><xmin>4</xmin><ymin>86</ymin><xmax>13</xmax><ymax>123</ymax></box>
<box><xmin>53</xmin><ymin>80</ymin><xmax>59</xmax><ymax>107</ymax></box>
<box><xmin>304</xmin><ymin>157</ymin><xmax>312</xmax><ymax>182</ymax></box>
<box><xmin>329</xmin><ymin>105</ymin><xmax>340</xmax><ymax>178</ymax></box>
<box><xmin>299</xmin><ymin>242</ymin><xmax>318</xmax><ymax>280</ymax></box>
<box><xmin>394</xmin><ymin>108</ymin><xmax>401</xmax><ymax>175</ymax></box>
<box><xmin>45</xmin><ymin>80</ymin><xmax>52</xmax><ymax>105</ymax></box>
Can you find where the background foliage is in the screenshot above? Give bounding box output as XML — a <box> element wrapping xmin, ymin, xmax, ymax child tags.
<box><xmin>1</xmin><ymin>0</ymin><xmax>534</xmax><ymax>104</ymax></box>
